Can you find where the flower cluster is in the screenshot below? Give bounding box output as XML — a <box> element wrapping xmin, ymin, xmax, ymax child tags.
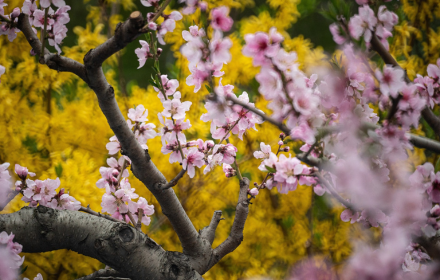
<box><xmin>139</xmin><ymin>0</ymin><xmax>183</xmax><ymax>45</ymax></box>
<box><xmin>179</xmin><ymin>0</ymin><xmax>207</xmax><ymax>15</ymax></box>
<box><xmin>97</xmin><ymin>155</ymin><xmax>155</xmax><ymax>225</ymax></box>
<box><xmin>18</xmin><ymin>0</ymin><xmax>71</xmax><ymax>53</ymax></box>
<box><xmin>254</xmin><ymin>142</ymin><xmax>315</xmax><ymax>194</ymax></box>
<box><xmin>14</xmin><ymin>164</ymin><xmax>80</xmax><ymax>210</ymax></box>
<box><xmin>182</xmin><ymin>8</ymin><xmax>233</xmax><ymax>93</ymax></box>
<box><xmin>0</xmin><ymin>5</ymin><xmax>21</xmax><ymax>42</ymax></box>
<box><xmin>347</xmin><ymin>5</ymin><xmax>398</xmax><ymax>48</ymax></box>
<box><xmin>415</xmin><ymin>59</ymin><xmax>440</xmax><ymax>109</ymax></box>
<box><xmin>0</xmin><ymin>231</ymin><xmax>25</xmax><ymax>280</ymax></box>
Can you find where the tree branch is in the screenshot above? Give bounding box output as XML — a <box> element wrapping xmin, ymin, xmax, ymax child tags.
<box><xmin>75</xmin><ymin>269</ymin><xmax>125</xmax><ymax>280</ymax></box>
<box><xmin>204</xmin><ymin>178</ymin><xmax>250</xmax><ymax>273</ymax></box>
<box><xmin>17</xmin><ymin>12</ymin><xmax>202</xmax><ymax>257</ymax></box>
<box><xmin>200</xmin><ymin>210</ymin><xmax>223</xmax><ymax>245</ymax></box>
<box><xmin>0</xmin><ymin>206</ymin><xmax>184</xmax><ymax>280</ymax></box>
<box><xmin>158</xmin><ymin>168</ymin><xmax>186</xmax><ymax>190</ymax></box>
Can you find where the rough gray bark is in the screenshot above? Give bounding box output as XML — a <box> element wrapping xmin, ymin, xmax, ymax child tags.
<box><xmin>0</xmin><ymin>206</ymin><xmax>203</xmax><ymax>280</ymax></box>
<box><xmin>7</xmin><ymin>10</ymin><xmax>253</xmax><ymax>279</ymax></box>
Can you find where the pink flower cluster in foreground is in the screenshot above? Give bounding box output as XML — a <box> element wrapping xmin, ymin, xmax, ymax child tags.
<box><xmin>0</xmin><ymin>231</ymin><xmax>25</xmax><ymax>280</ymax></box>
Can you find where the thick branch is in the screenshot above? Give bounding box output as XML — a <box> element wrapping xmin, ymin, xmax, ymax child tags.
<box><xmin>200</xmin><ymin>210</ymin><xmax>223</xmax><ymax>245</ymax></box>
<box><xmin>204</xmin><ymin>178</ymin><xmax>250</xmax><ymax>272</ymax></box>
<box><xmin>75</xmin><ymin>269</ymin><xmax>125</xmax><ymax>280</ymax></box>
<box><xmin>17</xmin><ymin>14</ymin><xmax>87</xmax><ymax>81</ymax></box>
<box><xmin>0</xmin><ymin>206</ymin><xmax>176</xmax><ymax>279</ymax></box>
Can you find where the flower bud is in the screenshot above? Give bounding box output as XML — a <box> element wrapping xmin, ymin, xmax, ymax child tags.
<box><xmin>283</xmin><ymin>147</ymin><xmax>290</xmax><ymax>152</ymax></box>
<box><xmin>15</xmin><ymin>164</ymin><xmax>28</xmax><ymax>180</ymax></box>
<box><xmin>278</xmin><ymin>140</ymin><xmax>283</xmax><ymax>146</ymax></box>
<box><xmin>279</xmin><ymin>133</ymin><xmax>285</xmax><ymax>140</ymax></box>
<box><xmin>112</xmin><ymin>169</ymin><xmax>119</xmax><ymax>178</ymax></box>
<box><xmin>249</xmin><ymin>188</ymin><xmax>259</xmax><ymax>196</ymax></box>
<box><xmin>30</xmin><ymin>49</ymin><xmax>37</xmax><ymax>56</ymax></box>
<box><xmin>199</xmin><ymin>1</ymin><xmax>208</xmax><ymax>11</ymax></box>
<box><xmin>157</xmin><ymin>48</ymin><xmax>163</xmax><ymax>56</ymax></box>
<box><xmin>30</xmin><ymin>201</ymin><xmax>38</xmax><ymax>207</ymax></box>
<box><xmin>148</xmin><ymin>22</ymin><xmax>157</xmax><ymax>30</ymax></box>
<box><xmin>11</xmin><ymin>8</ymin><xmax>20</xmax><ymax>19</ymax></box>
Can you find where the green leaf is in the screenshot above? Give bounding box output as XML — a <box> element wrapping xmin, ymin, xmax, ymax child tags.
<box><xmin>265</xmin><ymin>165</ymin><xmax>276</xmax><ymax>173</ymax></box>
<box><xmin>205</xmin><ymin>85</ymin><xmax>212</xmax><ymax>93</ymax></box>
<box><xmin>55</xmin><ymin>163</ymin><xmax>63</xmax><ymax>177</ymax></box>
<box><xmin>20</xmin><ymin>266</ymin><xmax>28</xmax><ymax>275</ymax></box>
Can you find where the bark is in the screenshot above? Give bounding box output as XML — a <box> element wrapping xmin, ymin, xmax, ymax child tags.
<box><xmin>0</xmin><ymin>206</ymin><xmax>203</xmax><ymax>280</ymax></box>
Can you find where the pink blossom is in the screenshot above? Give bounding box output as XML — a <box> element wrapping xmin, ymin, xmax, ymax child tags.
<box><xmin>47</xmin><ymin>188</ymin><xmax>81</xmax><ymax>211</ymax></box>
<box><xmin>197</xmin><ymin>139</ymin><xmax>214</xmax><ymax>153</ymax></box>
<box><xmin>204</xmin><ymin>153</ymin><xmax>224</xmax><ymax>174</ymax></box>
<box><xmin>375</xmin><ymin>65</ymin><xmax>405</xmax><ymax>98</ymax></box>
<box><xmin>0</xmin><ymin>0</ymin><xmax>7</xmax><ymax>15</ymax></box>
<box><xmin>161</xmin><ymin>92</ymin><xmax>192</xmax><ymax>120</ymax></box>
<box><xmin>273</xmin><ymin>49</ymin><xmax>298</xmax><ymax>71</ymax></box>
<box><xmin>154</xmin><ymin>75</ymin><xmax>179</xmax><ymax>99</ymax></box>
<box><xmin>249</xmin><ymin>188</ymin><xmax>259</xmax><ymax>196</ymax></box>
<box><xmin>377</xmin><ymin>6</ymin><xmax>398</xmax><ymax>33</ymax></box>
<box><xmin>182</xmin><ymin>25</ymin><xmax>205</xmax><ymax>41</ymax></box>
<box><xmin>409</xmin><ymin>162</ymin><xmax>434</xmax><ymax>191</ymax></box>
<box><xmin>0</xmin><ymin>163</ymin><xmax>12</xmax><ymax>210</ymax></box>
<box><xmin>222</xmin><ymin>163</ymin><xmax>236</xmax><ymax>177</ymax></box>
<box><xmin>140</xmin><ymin>0</ymin><xmax>159</xmax><ymax>7</ymax></box>
<box><xmin>292</xmin><ymin>87</ymin><xmax>319</xmax><ymax>116</ymax></box>
<box><xmin>212</xmin><ymin>143</ymin><xmax>237</xmax><ymax>165</ymax></box>
<box><xmin>313</xmin><ymin>184</ymin><xmax>325</xmax><ymax>196</ymax></box>
<box><xmin>182</xmin><ymin>149</ymin><xmax>205</xmax><ymax>178</ymax></box>
<box><xmin>115</xmin><ymin>179</ymin><xmax>139</xmax><ymax>202</ymax></box>
<box><xmin>427</xmin><ymin>172</ymin><xmax>440</xmax><ymax>203</ymax></box>
<box><xmin>33</xmin><ymin>9</ymin><xmax>55</xmax><ymax>30</ymax></box>
<box><xmin>348</xmin><ymin>5</ymin><xmax>377</xmax><ymax>42</ymax></box>
<box><xmin>128</xmin><ymin>197</ymin><xmax>155</xmax><ymax>225</ymax></box>
<box><xmin>162</xmin><ymin>118</ymin><xmax>191</xmax><ymax>143</ymax></box>
<box><xmin>256</xmin><ymin>67</ymin><xmax>283</xmax><ymax>100</ymax></box>
<box><xmin>210</xmin><ymin>30</ymin><xmax>232</xmax><ymax>65</ymax></box>
<box><xmin>186</xmin><ymin>63</ymin><xmax>210</xmax><ymax>92</ymax></box>
<box><xmin>427</xmin><ymin>59</ymin><xmax>440</xmax><ymax>80</ymax></box>
<box><xmin>182</xmin><ymin>37</ymin><xmax>204</xmax><ymax>66</ymax></box>
<box><xmin>106</xmin><ymin>136</ymin><xmax>121</xmax><ymax>155</ymax></box>
<box><xmin>134</xmin><ymin>122</ymin><xmax>157</xmax><ymax>145</ymax></box>
<box><xmin>15</xmin><ymin>164</ymin><xmax>36</xmax><ymax>180</ymax></box>
<box><xmin>161</xmin><ymin>140</ymin><xmax>186</xmax><ymax>164</ymax></box>
<box><xmin>135</xmin><ymin>40</ymin><xmax>150</xmax><ymax>69</ymax></box>
<box><xmin>0</xmin><ymin>231</ymin><xmax>24</xmax><ymax>280</ymax></box>
<box><xmin>210</xmin><ymin>6</ymin><xmax>233</xmax><ymax>32</ymax></box>
<box><xmin>128</xmin><ymin>104</ymin><xmax>148</xmax><ymax>122</ymax></box>
<box><xmin>290</xmin><ymin>122</ymin><xmax>316</xmax><ymax>144</ymax></box>
<box><xmin>243</xmin><ymin>28</ymin><xmax>283</xmax><ymax>66</ymax></box>
<box><xmin>0</xmin><ymin>14</ymin><xmax>20</xmax><ymax>42</ymax></box>
<box><xmin>273</xmin><ymin>154</ymin><xmax>306</xmax><ymax>193</ymax></box>
<box><xmin>329</xmin><ymin>23</ymin><xmax>346</xmax><ymax>45</ymax></box>
<box><xmin>258</xmin><ymin>152</ymin><xmax>278</xmax><ymax>173</ymax></box>
<box><xmin>40</xmin><ymin>0</ymin><xmax>66</xmax><ymax>8</ymax></box>
<box><xmin>254</xmin><ymin>142</ymin><xmax>272</xmax><ymax>159</ymax></box>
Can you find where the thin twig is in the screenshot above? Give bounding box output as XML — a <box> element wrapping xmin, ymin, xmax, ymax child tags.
<box><xmin>159</xmin><ymin>168</ymin><xmax>186</xmax><ymax>190</ymax></box>
<box><xmin>314</xmin><ymin>173</ymin><xmax>358</xmax><ymax>212</ymax></box>
<box><xmin>79</xmin><ymin>206</ymin><xmax>122</xmax><ymax>223</ymax></box>
<box><xmin>141</xmin><ymin>0</ymin><xmax>172</xmax><ymax>30</ymax></box>
<box><xmin>40</xmin><ymin>8</ymin><xmax>48</xmax><ymax>59</ymax></box>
